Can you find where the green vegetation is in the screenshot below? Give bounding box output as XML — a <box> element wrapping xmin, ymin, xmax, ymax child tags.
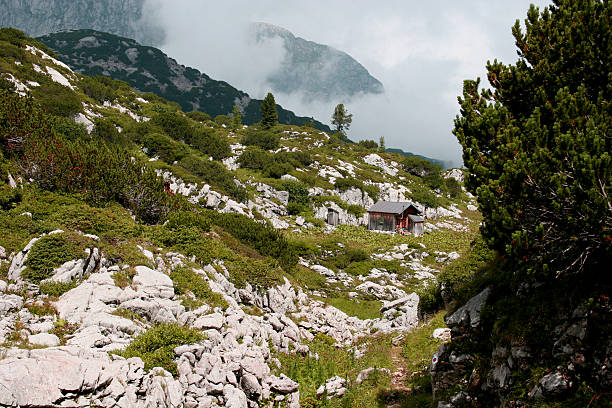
<box><xmin>22</xmin><ymin>233</ymin><xmax>88</xmax><ymax>283</ymax></box>
<box><xmin>39</xmin><ymin>281</ymin><xmax>77</xmax><ymax>297</ymax></box>
<box><xmin>260</xmin><ymin>92</ymin><xmax>278</xmax><ymax>129</ymax></box>
<box><xmin>114</xmin><ymin>323</ymin><xmax>203</xmax><ymax>376</ymax></box>
<box><xmin>171</xmin><ymin>266</ymin><xmax>227</xmax><ymax>309</ymax></box>
<box><xmin>454</xmin><ymin>0</ymin><xmax>609</xmax><ymax>280</ymax></box>
<box><xmin>331</xmin><ymin>103</ymin><xmax>352</xmax><ymax>135</ymax></box>
<box><xmin>276</xmin><ymin>333</ymin><xmax>393</xmax><ymax>407</ymax></box>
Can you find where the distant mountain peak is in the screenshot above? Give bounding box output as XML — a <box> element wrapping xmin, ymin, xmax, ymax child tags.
<box><xmin>251</xmin><ymin>22</ymin><xmax>384</xmax><ymax>102</ymax></box>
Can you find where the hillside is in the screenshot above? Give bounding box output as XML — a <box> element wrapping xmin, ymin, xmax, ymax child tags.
<box><xmin>253</xmin><ymin>22</ymin><xmax>384</xmax><ymax>102</ymax></box>
<box><xmin>0</xmin><ymin>28</ymin><xmax>481</xmax><ymax>407</ymax></box>
<box><xmin>38</xmin><ymin>29</ymin><xmax>332</xmax><ymax>132</ymax></box>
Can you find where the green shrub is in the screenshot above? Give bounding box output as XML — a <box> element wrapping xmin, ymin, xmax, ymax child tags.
<box><xmin>283</xmin><ymin>180</ymin><xmax>310</xmax><ymax>206</ymax></box>
<box><xmin>286</xmin><ymin>202</ymin><xmax>307</xmax><ymax>215</ymax></box>
<box><xmin>114</xmin><ymin>323</ymin><xmax>203</xmax><ymax>376</ymax></box>
<box><xmin>51</xmin><ymin>116</ymin><xmax>88</xmax><ymax>142</ymax></box>
<box><xmin>189</xmin><ymin>126</ymin><xmax>231</xmax><ymax>160</ymax></box>
<box><xmin>358</xmin><ymin>140</ymin><xmax>378</xmax><ymax>150</ymax></box>
<box><xmin>417</xmin><ymin>283</ymin><xmax>443</xmax><ymax>315</ymax></box>
<box><xmin>23</xmin><ymin>233</ymin><xmax>88</xmax><ymax>283</ymax></box>
<box><xmin>410</xmin><ymin>189</ymin><xmax>440</xmax><ymax>209</ymax></box>
<box><xmin>225</xmin><ymin>258</ymin><xmax>284</xmax><ymax>289</ymax></box>
<box><xmin>186</xmin><ymin>111</ymin><xmax>211</xmax><ymax>122</ymax></box>
<box><xmin>347</xmin><ymin>204</ymin><xmax>364</xmax><ymax>218</ymax></box>
<box><xmin>0</xmin><ymin>182</ymin><xmax>22</xmax><ymax>210</ymax></box>
<box><xmin>20</xmin><ymin>114</ymin><xmax>173</xmax><ymax>224</ymax></box>
<box><xmin>214</xmin><ymin>114</ymin><xmax>232</xmax><ymax>127</ymax></box>
<box><xmin>165</xmin><ymin>210</ymin><xmax>211</xmax><ymax>232</ymax></box>
<box><xmin>209</xmin><ymin>212</ymin><xmax>297</xmax><ymax>270</ymax></box>
<box><xmin>263</xmin><ymin>161</ymin><xmax>292</xmax><ymax>179</ymax></box>
<box><xmin>171</xmin><ymin>267</ymin><xmax>228</xmax><ymax>309</ymax></box>
<box><xmin>39</xmin><ymin>281</ymin><xmax>76</xmax><ymax>297</ymax></box>
<box><xmin>79</xmin><ymin>76</ymin><xmax>116</xmax><ymax>103</ymax></box>
<box><xmin>402</xmin><ymin>156</ymin><xmax>441</xmax><ymax>177</ymax></box>
<box><xmin>242</xmin><ymin>129</ymin><xmax>280</xmax><ymax>150</ymax></box>
<box><xmin>142</xmin><ymin>132</ymin><xmax>188</xmax><ymax>162</ymax></box>
<box><xmin>276</xmin><ymin>151</ymin><xmax>313</xmax><ymax>168</ymax></box>
<box><xmin>33</xmin><ymin>81</ymin><xmax>81</xmax><ymax>118</ymax></box>
<box><xmin>178</xmin><ymin>155</ymin><xmax>247</xmax><ymax>202</ymax></box>
<box><xmin>92</xmin><ymin>118</ymin><xmax>126</xmax><ymax>145</ymax></box>
<box><xmin>445</xmin><ymin>177</ymin><xmax>461</xmax><ymax>198</ymax></box>
<box><xmin>1</xmin><ymin>90</ymin><xmax>49</xmax><ymax>153</ymax></box>
<box><xmin>151</xmin><ymin>111</ymin><xmax>193</xmax><ymax>142</ymax></box>
<box><xmin>237</xmin><ymin>146</ymin><xmax>269</xmax><ymax>170</ymax></box>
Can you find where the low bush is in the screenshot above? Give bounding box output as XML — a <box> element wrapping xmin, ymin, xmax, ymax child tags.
<box><xmin>171</xmin><ymin>267</ymin><xmax>227</xmax><ymax>309</ymax></box>
<box><xmin>114</xmin><ymin>323</ymin><xmax>203</xmax><ymax>376</ymax></box>
<box><xmin>410</xmin><ymin>189</ymin><xmax>441</xmax><ymax>209</ymax></box>
<box><xmin>242</xmin><ymin>129</ymin><xmax>280</xmax><ymax>150</ymax></box>
<box><xmin>151</xmin><ymin>111</ymin><xmax>193</xmax><ymax>142</ymax></box>
<box><xmin>347</xmin><ymin>204</ymin><xmax>364</xmax><ymax>218</ymax></box>
<box><xmin>186</xmin><ymin>111</ymin><xmax>211</xmax><ymax>122</ymax></box>
<box><xmin>283</xmin><ymin>180</ymin><xmax>310</xmax><ymax>206</ymax></box>
<box><xmin>237</xmin><ymin>146</ymin><xmax>269</xmax><ymax>170</ymax></box>
<box><xmin>142</xmin><ymin>132</ymin><xmax>188</xmax><ymax>162</ymax></box>
<box><xmin>178</xmin><ymin>155</ymin><xmax>247</xmax><ymax>202</ymax></box>
<box><xmin>276</xmin><ymin>151</ymin><xmax>313</xmax><ymax>168</ymax></box>
<box><xmin>209</xmin><ymin>212</ymin><xmax>297</xmax><ymax>270</ymax></box>
<box><xmin>165</xmin><ymin>210</ymin><xmax>211</xmax><ymax>232</ymax></box>
<box><xmin>189</xmin><ymin>126</ymin><xmax>231</xmax><ymax>160</ymax></box>
<box><xmin>39</xmin><ymin>281</ymin><xmax>76</xmax><ymax>297</ymax></box>
<box><xmin>79</xmin><ymin>76</ymin><xmax>116</xmax><ymax>103</ymax></box>
<box><xmin>23</xmin><ymin>233</ymin><xmax>88</xmax><ymax>283</ymax></box>
<box><xmin>51</xmin><ymin>116</ymin><xmax>89</xmax><ymax>142</ymax></box>
<box><xmin>0</xmin><ymin>182</ymin><xmax>22</xmax><ymax>210</ymax></box>
<box><xmin>214</xmin><ymin>114</ymin><xmax>232</xmax><ymax>127</ymax></box>
<box><xmin>33</xmin><ymin>81</ymin><xmax>81</xmax><ymax>118</ymax></box>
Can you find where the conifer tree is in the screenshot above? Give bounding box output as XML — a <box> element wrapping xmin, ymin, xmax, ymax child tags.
<box><xmin>331</xmin><ymin>103</ymin><xmax>352</xmax><ymax>135</ymax></box>
<box><xmin>378</xmin><ymin>136</ymin><xmax>386</xmax><ymax>153</ymax></box>
<box><xmin>232</xmin><ymin>105</ymin><xmax>242</xmax><ymax>130</ymax></box>
<box><xmin>453</xmin><ymin>0</ymin><xmax>610</xmax><ymax>278</ymax></box>
<box><xmin>260</xmin><ymin>93</ymin><xmax>278</xmax><ymax>129</ymax></box>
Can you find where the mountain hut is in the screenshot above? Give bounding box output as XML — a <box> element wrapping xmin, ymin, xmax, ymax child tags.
<box><xmin>367</xmin><ymin>201</ymin><xmax>424</xmax><ymax>236</ymax></box>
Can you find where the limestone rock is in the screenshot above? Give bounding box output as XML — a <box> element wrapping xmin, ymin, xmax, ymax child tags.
<box><xmin>28</xmin><ymin>332</ymin><xmax>61</xmax><ymax>347</ymax></box>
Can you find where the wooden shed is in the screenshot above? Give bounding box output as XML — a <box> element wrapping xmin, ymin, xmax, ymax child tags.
<box><xmin>367</xmin><ymin>201</ymin><xmax>424</xmax><ymax>236</ymax></box>
<box><xmin>326</xmin><ymin>208</ymin><xmax>340</xmax><ymax>226</ymax></box>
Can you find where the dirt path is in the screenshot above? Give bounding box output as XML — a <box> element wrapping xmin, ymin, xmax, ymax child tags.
<box><xmin>390</xmin><ymin>345</ymin><xmax>410</xmax><ymax>391</ymax></box>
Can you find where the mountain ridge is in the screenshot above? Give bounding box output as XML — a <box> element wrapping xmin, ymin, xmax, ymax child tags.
<box><xmin>38</xmin><ymin>29</ymin><xmax>332</xmax><ymax>131</ymax></box>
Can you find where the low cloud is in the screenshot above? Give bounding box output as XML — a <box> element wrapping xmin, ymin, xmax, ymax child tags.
<box><xmin>144</xmin><ymin>0</ymin><xmax>552</xmax><ymax>167</ymax></box>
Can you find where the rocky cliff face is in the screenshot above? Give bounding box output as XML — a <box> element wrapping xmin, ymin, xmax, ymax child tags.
<box><xmin>430</xmin><ymin>282</ymin><xmax>612</xmax><ymax>407</ymax></box>
<box><xmin>0</xmin><ymin>0</ymin><xmax>162</xmax><ymax>45</ymax></box>
<box><xmin>253</xmin><ymin>22</ymin><xmax>384</xmax><ymax>102</ymax></box>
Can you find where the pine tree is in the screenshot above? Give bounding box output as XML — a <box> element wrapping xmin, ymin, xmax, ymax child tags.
<box><xmin>378</xmin><ymin>136</ymin><xmax>386</xmax><ymax>153</ymax></box>
<box><xmin>331</xmin><ymin>104</ymin><xmax>353</xmax><ymax>135</ymax></box>
<box><xmin>231</xmin><ymin>105</ymin><xmax>242</xmax><ymax>130</ymax></box>
<box><xmin>260</xmin><ymin>93</ymin><xmax>278</xmax><ymax>130</ymax></box>
<box><xmin>453</xmin><ymin>0</ymin><xmax>610</xmax><ymax>279</ymax></box>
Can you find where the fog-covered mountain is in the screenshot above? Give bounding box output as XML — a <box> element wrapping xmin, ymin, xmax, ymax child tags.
<box><xmin>253</xmin><ymin>22</ymin><xmax>384</xmax><ymax>102</ymax></box>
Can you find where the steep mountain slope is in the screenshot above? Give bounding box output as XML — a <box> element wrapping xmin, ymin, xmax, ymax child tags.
<box><xmin>38</xmin><ymin>29</ymin><xmax>332</xmax><ymax>131</ymax></box>
<box><xmin>0</xmin><ymin>0</ymin><xmax>161</xmax><ymax>44</ymax></box>
<box><xmin>0</xmin><ymin>28</ymin><xmax>481</xmax><ymax>407</ymax></box>
<box><xmin>253</xmin><ymin>22</ymin><xmax>384</xmax><ymax>102</ymax></box>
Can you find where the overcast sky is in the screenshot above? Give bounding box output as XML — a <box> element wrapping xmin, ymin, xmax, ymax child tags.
<box><xmin>145</xmin><ymin>0</ymin><xmax>552</xmax><ymax>167</ymax></box>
